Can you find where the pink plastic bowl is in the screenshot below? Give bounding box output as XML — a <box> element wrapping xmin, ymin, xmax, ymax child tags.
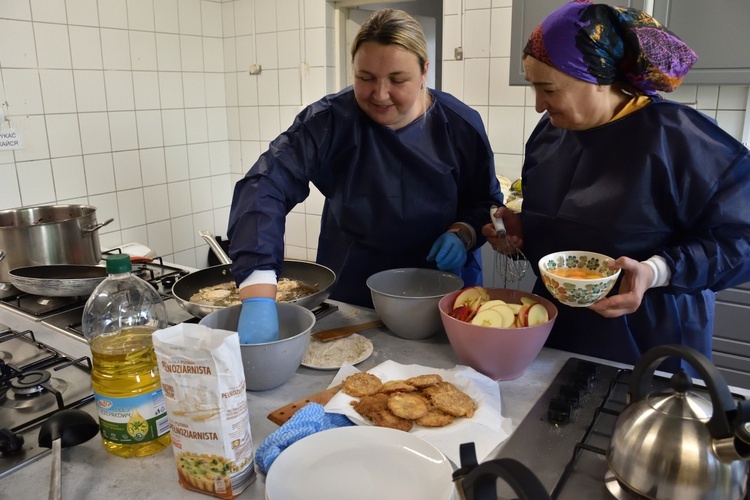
<box><xmin>438</xmin><ymin>288</ymin><xmax>558</xmax><ymax>381</ymax></box>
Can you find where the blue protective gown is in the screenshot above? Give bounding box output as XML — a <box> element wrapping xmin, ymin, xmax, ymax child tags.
<box><xmin>228</xmin><ymin>88</ymin><xmax>503</xmax><ymax>308</ymax></box>
<box><xmin>521</xmin><ymin>99</ymin><xmax>750</xmax><ymax>371</ymax></box>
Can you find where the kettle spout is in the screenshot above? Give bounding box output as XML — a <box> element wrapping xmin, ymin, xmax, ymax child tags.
<box><xmin>713</xmin><ymin>437</ymin><xmax>750</xmax><ymax>463</ymax></box>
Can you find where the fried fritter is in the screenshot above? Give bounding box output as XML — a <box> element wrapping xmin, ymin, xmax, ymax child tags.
<box><xmin>380</xmin><ymin>380</ymin><xmax>417</xmax><ymax>394</ymax></box>
<box><xmin>428</xmin><ymin>384</ymin><xmax>477</xmax><ymax>418</ymax></box>
<box><xmin>415</xmin><ymin>407</ymin><xmax>455</xmax><ymax>427</ymax></box>
<box><xmin>406</xmin><ymin>374</ymin><xmax>443</xmax><ymax>388</ymax></box>
<box><xmin>370</xmin><ymin>409</ymin><xmax>414</xmax><ymax>432</ymax></box>
<box><xmin>342</xmin><ymin>372</ymin><xmax>383</xmax><ymax>397</ymax></box>
<box><xmin>387</xmin><ymin>393</ymin><xmax>429</xmax><ymax>420</ymax></box>
<box><xmin>351</xmin><ymin>393</ymin><xmax>389</xmax><ymax>419</ymax></box>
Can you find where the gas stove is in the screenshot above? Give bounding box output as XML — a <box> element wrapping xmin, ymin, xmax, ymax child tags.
<box><xmin>495</xmin><ymin>357</ymin><xmax>750</xmax><ymax>499</ymax></box>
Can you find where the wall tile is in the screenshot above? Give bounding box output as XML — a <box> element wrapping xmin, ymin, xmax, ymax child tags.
<box><xmin>185</xmin><ymin>108</ymin><xmax>209</xmax><ymax>143</ymax></box>
<box><xmin>201</xmin><ymin>0</ymin><xmax>223</xmax><ymax>37</ymax></box>
<box><xmin>156</xmin><ymin>34</ymin><xmax>183</xmax><ymax>71</ymax></box>
<box><xmin>222</xmin><ymin>37</ymin><xmax>236</xmax><ymax>72</ymax></box>
<box><xmin>213</xmin><ymin>205</ymin><xmax>230</xmax><ymax>238</ymax></box>
<box><xmin>490</xmin><ymin>7</ymin><xmax>511</xmax><ymax>58</ymax></box>
<box><xmin>257</xmin><ymin>69</ymin><xmax>279</xmax><ymax>105</ymax></box>
<box><xmin>221</xmin><ymin>2</ymin><xmax>235</xmax><ymax>38</ymax></box>
<box><xmin>488</xmin><ymin>105</ymin><xmax>524</xmax><ymax>155</ymax></box>
<box><xmin>442</xmin><ymin>15</ymin><xmax>461</xmax><ymax>66</ymax></box>
<box><xmin>493</xmin><ymin>152</ymin><xmax>522</xmax><ymax>180</ymax></box>
<box><xmin>466</xmin><ymin>0</ymin><xmax>492</xmax><ymax>9</ymax></box>
<box><xmin>304</xmin><ymin>213</ymin><xmax>320</xmax><ymax>250</ymax></box>
<box><xmin>171</xmin><ymin>214</ymin><xmax>196</xmax><ymax>252</ymax></box>
<box><xmin>183</xmin><ymin>72</ymin><xmax>207</xmax><ymax>108</ymax></box>
<box><xmin>181</xmin><ymin>35</ymin><xmax>204</xmax><ymax>72</ymax></box>
<box><xmin>18</xmin><ymin>159</ymin><xmax>56</xmax><ymax>205</ymax></box>
<box><xmin>210</xmin><ymin>174</ymin><xmax>231</xmax><ymax>208</ymax></box>
<box><xmin>31</xmin><ymin>0</ymin><xmax>66</xmax><ymax>24</ymax></box>
<box><xmin>130</xmin><ymin>31</ymin><xmax>158</xmax><ymax>70</ymax></box>
<box><xmin>205</xmin><ymin>73</ymin><xmax>227</xmax><ymax>108</ymax></box>
<box><xmin>136</xmin><ymin>109</ymin><xmax>164</xmax><ymax>148</ymax></box>
<box><xmin>304</xmin><ymin>28</ymin><xmax>325</xmax><ymax>67</ymax></box>
<box><xmin>98</xmin><ymin>0</ymin><xmax>129</xmax><ymax>29</ymax></box>
<box><xmin>39</xmin><ymin>70</ymin><xmax>77</xmax><ymax>113</ymax></box>
<box><xmin>207</xmin><ymin>107</ymin><xmax>229</xmax><ymax>141</ymax></box>
<box><xmin>79</xmin><ymin>112</ymin><xmax>112</xmax><ymax>154</ymax></box>
<box><xmin>74</xmin><ymin>71</ymin><xmax>107</xmax><ymax>112</ymax></box>
<box><xmin>158</xmin><ymin>72</ymin><xmax>185</xmax><ymax>109</ymax></box>
<box><xmin>3</xmin><ymin>69</ymin><xmax>44</xmax><ymax>115</ymax></box>
<box><xmin>256</xmin><ymin>32</ymin><xmax>278</xmax><ymax>70</ymax></box>
<box><xmin>116</xmin><ymin>188</ymin><xmax>146</xmax><ymax>227</ymax></box>
<box><xmin>105</xmin><ymin>71</ymin><xmax>135</xmax><ymax>110</ymax></box>
<box><xmin>162</xmin><ymin>109</ymin><xmax>187</xmax><ymax>145</ymax></box>
<box><xmin>69</xmin><ymin>26</ymin><xmax>103</xmax><ymax>70</ymax></box>
<box><xmin>285</xmin><ymin>211</ymin><xmax>306</xmax><ymax>247</ymax></box>
<box><xmin>258</xmin><ymin>106</ymin><xmax>280</xmax><ymax>142</ymax></box>
<box><xmin>191</xmin><ymin>210</ymin><xmax>214</xmax><ymax>247</ymax></box>
<box><xmin>190</xmin><ymin>177</ymin><xmax>213</xmax><ymax>211</ymax></box>
<box><xmin>51</xmin><ymin>156</ymin><xmax>88</xmax><ymax>200</ymax></box>
<box><xmin>0</xmin><ymin>20</ymin><xmax>36</xmax><ymax>68</ymax></box>
<box><xmin>34</xmin><ymin>23</ymin><xmax>72</xmax><ymax>69</ymax></box>
<box><xmin>67</xmin><ymin>0</ymin><xmax>99</xmax><ymax>26</ymax></box>
<box><xmin>278</xmin><ymin>68</ymin><xmax>301</xmax><ymax>106</ymax></box>
<box><xmin>154</xmin><ymin>0</ymin><xmax>179</xmax><ymax>33</ymax></box>
<box><xmin>120</xmin><ymin>225</ymin><xmax>148</xmax><ymax>246</ymax></box>
<box><xmin>255</xmin><ymin>0</ymin><xmax>277</xmax><ymax>34</ymax></box>
<box><xmin>696</xmin><ymin>85</ymin><xmax>719</xmax><ymax>110</ymax></box>
<box><xmin>84</xmin><ymin>152</ymin><xmax>116</xmax><ymax>194</ymax></box>
<box><xmin>718</xmin><ymin>86</ymin><xmax>749</xmax><ymax>110</ymax></box>
<box><xmin>463</xmin><ymin>58</ymin><xmax>489</xmax><ymax>106</ymax></box>
<box><xmin>143</xmin><ymin>184</ymin><xmax>170</xmax><ymax>222</ymax></box>
<box><xmin>109</xmin><ymin>111</ymin><xmax>139</xmax><ymax>151</ymax></box>
<box><xmin>276</xmin><ymin>0</ymin><xmax>299</xmax><ymax>31</ymax></box>
<box><xmin>0</xmin><ymin>163</ymin><xmax>21</xmax><ymax>209</ymax></box>
<box><xmin>463</xmin><ymin>9</ymin><xmax>490</xmax><ymax>58</ymax></box>
<box><xmin>113</xmin><ymin>150</ymin><xmax>142</xmax><ymax>190</ymax></box>
<box><xmin>716</xmin><ymin>110</ymin><xmax>744</xmax><ymax>142</ymax></box>
<box><xmin>165</xmin><ymin>144</ymin><xmax>189</xmax><ymax>181</ymax></box>
<box><xmin>303</xmin><ymin>0</ymin><xmax>324</xmax><ymax>28</ymax></box>
<box><xmin>208</xmin><ymin>140</ymin><xmax>230</xmax><ymax>174</ymax></box>
<box><xmin>139</xmin><ymin>147</ymin><xmax>167</xmax><ymax>185</ymax></box>
<box><xmin>306</xmin><ymin>184</ymin><xmax>324</xmax><ymax>215</ymax></box>
<box><xmin>13</xmin><ymin>115</ymin><xmax>50</xmax><ymax>161</ymax></box>
<box><xmin>233</xmin><ymin>0</ymin><xmax>254</xmax><ymax>37</ymax></box>
<box><xmin>277</xmin><ymin>31</ymin><xmax>300</xmax><ymax>69</ymax></box>
<box><xmin>46</xmin><ymin>113</ymin><xmax>82</xmax><ymax>158</ymax></box>
<box><xmin>203</xmin><ymin>37</ymin><xmax>224</xmax><ymax>73</ymax></box>
<box><xmin>101</xmin><ymin>28</ymin><xmax>132</xmax><ymax>70</ymax></box>
<box><xmin>489</xmin><ymin>58</ymin><xmax>525</xmax><ymax>106</ymax></box>
<box><xmin>133</xmin><ymin>71</ymin><xmax>161</xmax><ymax>110</ymax></box>
<box><xmin>168</xmin><ymin>180</ymin><xmax>192</xmax><ymax>216</ymax></box>
<box><xmin>127</xmin><ymin>0</ymin><xmax>155</xmax><ymax>31</ymax></box>
<box><xmin>234</xmin><ymin>35</ymin><xmax>256</xmax><ymax>74</ymax></box>
<box><xmin>89</xmin><ymin>192</ymin><xmax>121</xmax><ymax>230</ymax></box>
<box><xmin>187</xmin><ymin>142</ymin><xmax>210</xmax><ymax>178</ymax></box>
<box><xmin>237</xmin><ymin>71</ymin><xmax>259</xmax><ymax>106</ymax></box>
<box><xmin>147</xmin><ymin>220</ymin><xmax>174</xmax><ymax>255</ymax></box>
<box><xmin>178</xmin><ymin>0</ymin><xmax>202</xmax><ymax>35</ymax></box>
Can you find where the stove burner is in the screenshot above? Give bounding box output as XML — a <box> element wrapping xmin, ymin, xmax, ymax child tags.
<box><xmin>11</xmin><ymin>370</ymin><xmax>51</xmax><ymax>395</ymax></box>
<box><xmin>1</xmin><ymin>377</ymin><xmax>68</xmax><ymax>410</ymax></box>
<box><xmin>604</xmin><ymin>469</ymin><xmax>646</xmax><ymax>500</ymax></box>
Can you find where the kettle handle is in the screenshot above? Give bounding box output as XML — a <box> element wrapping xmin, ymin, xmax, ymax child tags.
<box><xmin>630</xmin><ymin>344</ymin><xmax>736</xmax><ymax>439</ymax></box>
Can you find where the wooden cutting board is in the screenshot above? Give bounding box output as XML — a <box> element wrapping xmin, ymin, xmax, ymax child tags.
<box><xmin>266</xmin><ymin>384</ymin><xmax>342</xmax><ymax>426</ymax></box>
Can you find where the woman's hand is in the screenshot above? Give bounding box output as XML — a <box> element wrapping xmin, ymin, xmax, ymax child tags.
<box><xmin>481</xmin><ymin>206</ymin><xmax>524</xmax><ymax>255</ymax></box>
<box><xmin>588</xmin><ymin>257</ymin><xmax>654</xmax><ymax>317</ymax></box>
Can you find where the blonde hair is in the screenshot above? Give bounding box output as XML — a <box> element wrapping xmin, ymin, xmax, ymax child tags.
<box><xmin>351</xmin><ymin>9</ymin><xmax>429</xmax><ymax>76</ymax></box>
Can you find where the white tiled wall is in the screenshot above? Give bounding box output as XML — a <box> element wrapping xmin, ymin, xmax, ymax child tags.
<box><xmin>0</xmin><ymin>0</ymin><xmax>747</xmax><ymax>270</ymax></box>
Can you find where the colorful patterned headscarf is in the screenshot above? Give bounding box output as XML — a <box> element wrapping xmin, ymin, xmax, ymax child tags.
<box><xmin>523</xmin><ymin>0</ymin><xmax>697</xmax><ymax>95</ymax></box>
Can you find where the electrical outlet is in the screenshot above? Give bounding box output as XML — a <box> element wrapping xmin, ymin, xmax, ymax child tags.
<box><xmin>249</xmin><ymin>64</ymin><xmax>262</xmax><ymax>75</ymax></box>
<box><xmin>454</xmin><ymin>47</ymin><xmax>463</xmax><ymax>61</ymax></box>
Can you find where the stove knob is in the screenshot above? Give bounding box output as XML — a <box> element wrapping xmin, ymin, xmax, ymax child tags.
<box><xmin>547</xmin><ymin>397</ymin><xmax>571</xmax><ymax>423</ymax></box>
<box><xmin>0</xmin><ymin>428</ymin><xmax>24</xmax><ymax>455</ymax></box>
<box><xmin>558</xmin><ymin>385</ymin><xmax>581</xmax><ymax>408</ymax></box>
<box><xmin>162</xmin><ymin>276</ymin><xmax>176</xmax><ymax>288</ymax></box>
<box><xmin>575</xmin><ymin>361</ymin><xmax>598</xmax><ymax>381</ymax></box>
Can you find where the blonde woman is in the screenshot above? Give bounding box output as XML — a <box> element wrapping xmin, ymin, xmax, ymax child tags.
<box><xmin>228</xmin><ymin>9</ymin><xmax>502</xmax><ymax>343</ymax></box>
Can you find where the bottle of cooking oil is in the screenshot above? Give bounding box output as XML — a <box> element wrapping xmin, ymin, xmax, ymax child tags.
<box><xmin>82</xmin><ymin>253</ymin><xmax>171</xmax><ymax>457</ymax></box>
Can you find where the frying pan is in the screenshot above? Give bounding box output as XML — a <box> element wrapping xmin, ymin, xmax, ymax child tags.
<box><xmin>171</xmin><ymin>231</ymin><xmax>336</xmax><ymax>318</ymax></box>
<box><xmin>9</xmin><ymin>265</ymin><xmax>107</xmax><ymax>297</ymax></box>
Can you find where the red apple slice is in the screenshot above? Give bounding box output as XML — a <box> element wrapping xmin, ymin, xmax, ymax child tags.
<box><xmin>470</xmin><ymin>308</ymin><xmax>504</xmax><ymax>327</ymax></box>
<box><xmin>516</xmin><ymin>304</ymin><xmax>531</xmax><ymax>327</ymax></box>
<box><xmin>527</xmin><ymin>303</ymin><xmax>549</xmax><ymax>326</ymax></box>
<box><xmin>453</xmin><ymin>287</ymin><xmax>483</xmax><ymax>310</ymax></box>
<box><xmin>476</xmin><ymin>286</ymin><xmax>490</xmax><ymax>302</ymax></box>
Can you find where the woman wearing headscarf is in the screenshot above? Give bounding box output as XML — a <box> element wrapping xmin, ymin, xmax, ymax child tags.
<box><xmin>484</xmin><ymin>0</ymin><xmax>750</xmax><ymax>370</ymax></box>
<box><xmin>229</xmin><ymin>9</ymin><xmax>502</xmax><ymax>343</ymax></box>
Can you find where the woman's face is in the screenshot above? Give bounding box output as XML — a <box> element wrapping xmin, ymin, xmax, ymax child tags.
<box><xmin>523</xmin><ymin>56</ymin><xmax>615</xmax><ymax>131</ymax></box>
<box><xmin>353</xmin><ymin>41</ymin><xmax>428</xmax><ymax>130</ymax></box>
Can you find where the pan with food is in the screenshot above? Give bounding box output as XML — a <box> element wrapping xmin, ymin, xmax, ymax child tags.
<box><xmin>172</xmin><ymin>231</ymin><xmax>336</xmax><ymax>318</ymax></box>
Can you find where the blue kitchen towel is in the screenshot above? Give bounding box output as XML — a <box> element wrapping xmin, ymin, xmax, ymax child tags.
<box><xmin>255</xmin><ymin>403</ymin><xmax>354</xmax><ymax>474</ymax></box>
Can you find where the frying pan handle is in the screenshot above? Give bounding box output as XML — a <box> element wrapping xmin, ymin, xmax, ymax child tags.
<box><xmin>82</xmin><ymin>218</ymin><xmax>114</xmax><ymax>234</ymax></box>
<box><xmin>200</xmin><ymin>230</ymin><xmax>232</xmax><ymax>265</ymax></box>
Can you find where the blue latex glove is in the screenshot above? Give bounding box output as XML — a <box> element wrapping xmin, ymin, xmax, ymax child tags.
<box><xmin>427</xmin><ymin>232</ymin><xmax>467</xmax><ymax>273</ymax></box>
<box><xmin>255</xmin><ymin>403</ymin><xmax>353</xmax><ymax>474</ymax></box>
<box><xmin>238</xmin><ymin>297</ymin><xmax>280</xmax><ymax>344</ymax></box>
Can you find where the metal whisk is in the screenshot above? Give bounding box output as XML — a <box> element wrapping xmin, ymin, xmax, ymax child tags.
<box><xmin>490</xmin><ymin>205</ymin><xmax>528</xmax><ymax>288</ymax></box>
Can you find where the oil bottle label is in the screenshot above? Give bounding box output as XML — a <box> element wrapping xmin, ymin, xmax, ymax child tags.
<box><xmin>94</xmin><ymin>389</ymin><xmax>170</xmax><ymax>445</ymax></box>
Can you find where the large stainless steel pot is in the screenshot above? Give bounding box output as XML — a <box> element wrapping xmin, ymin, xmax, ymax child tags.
<box><xmin>0</xmin><ymin>205</ymin><xmax>113</xmax><ymax>283</ymax></box>
<box><xmin>607</xmin><ymin>344</ymin><xmax>750</xmax><ymax>500</ymax></box>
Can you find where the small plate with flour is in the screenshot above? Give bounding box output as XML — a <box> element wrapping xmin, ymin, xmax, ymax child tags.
<box><xmin>301</xmin><ymin>333</ymin><xmax>374</xmax><ymax>370</ymax></box>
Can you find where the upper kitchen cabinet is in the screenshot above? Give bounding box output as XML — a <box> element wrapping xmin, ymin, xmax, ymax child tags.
<box><xmin>509</xmin><ymin>0</ymin><xmax>645</xmax><ymax>86</ymax></box>
<box><xmin>651</xmin><ymin>0</ymin><xmax>750</xmax><ymax>85</ymax></box>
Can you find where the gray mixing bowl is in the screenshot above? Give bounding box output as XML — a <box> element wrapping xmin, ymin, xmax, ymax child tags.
<box><xmin>199</xmin><ymin>302</ymin><xmax>315</xmax><ymax>391</ymax></box>
<box><xmin>366</xmin><ymin>268</ymin><xmax>464</xmax><ymax>340</ymax></box>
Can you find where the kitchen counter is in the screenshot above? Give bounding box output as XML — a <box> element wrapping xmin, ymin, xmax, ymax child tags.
<box><xmin>0</xmin><ymin>300</ymin><xmax>616</xmax><ymax>499</ymax></box>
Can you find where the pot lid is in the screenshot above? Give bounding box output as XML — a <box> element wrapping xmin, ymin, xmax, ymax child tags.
<box><xmin>646</xmin><ymin>387</ymin><xmax>713</xmax><ymax>422</ymax></box>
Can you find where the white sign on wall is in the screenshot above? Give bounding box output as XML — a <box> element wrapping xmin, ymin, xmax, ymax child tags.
<box><xmin>0</xmin><ymin>129</ymin><xmax>24</xmax><ymax>151</ymax></box>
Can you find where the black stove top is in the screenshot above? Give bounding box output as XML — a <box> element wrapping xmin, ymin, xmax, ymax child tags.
<box><xmin>495</xmin><ymin>357</ymin><xmax>748</xmax><ymax>499</ymax></box>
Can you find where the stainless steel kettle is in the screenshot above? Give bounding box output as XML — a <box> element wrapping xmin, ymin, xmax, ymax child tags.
<box><xmin>607</xmin><ymin>345</ymin><xmax>750</xmax><ymax>500</ymax></box>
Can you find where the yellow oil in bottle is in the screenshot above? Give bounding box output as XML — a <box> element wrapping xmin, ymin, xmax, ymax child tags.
<box><xmin>90</xmin><ymin>326</ymin><xmax>171</xmax><ymax>457</ymax></box>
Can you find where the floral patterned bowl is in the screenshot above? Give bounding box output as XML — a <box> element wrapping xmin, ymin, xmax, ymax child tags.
<box><xmin>538</xmin><ymin>251</ymin><xmax>621</xmax><ymax>307</ymax></box>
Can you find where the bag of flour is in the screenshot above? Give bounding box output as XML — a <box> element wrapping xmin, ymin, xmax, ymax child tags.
<box><xmin>153</xmin><ymin>323</ymin><xmax>255</xmax><ymax>498</ymax></box>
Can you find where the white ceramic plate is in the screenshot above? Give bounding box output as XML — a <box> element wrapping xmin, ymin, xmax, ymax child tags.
<box><xmin>300</xmin><ymin>334</ymin><xmax>373</xmax><ymax>370</ymax></box>
<box><xmin>265</xmin><ymin>426</ymin><xmax>455</xmax><ymax>500</ymax></box>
